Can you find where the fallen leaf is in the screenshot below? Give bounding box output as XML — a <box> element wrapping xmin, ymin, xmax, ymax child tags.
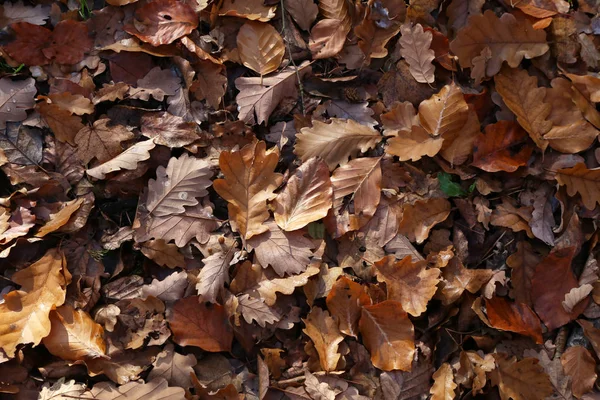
<box><xmin>147</xmin><ymin>343</ymin><xmax>197</xmax><ymax>389</ymax></box>
<box><xmin>75</xmin><ymin>119</ymin><xmax>134</xmax><ymax>164</ymax></box>
<box><xmin>214</xmin><ymin>141</ymin><xmax>283</xmax><ymax>240</ymax></box>
<box><xmin>506</xmin><ymin>241</ymin><xmax>540</xmax><ymax>307</ymax></box>
<box><xmin>374</xmin><ymin>255</ymin><xmax>440</xmax><ymax>317</ymax></box>
<box><xmin>219</xmin><ymin>0</ymin><xmax>276</xmax><ymax>21</ymax></box>
<box><xmin>561</xmin><ymin>346</ymin><xmax>597</xmax><ymax>398</ymax></box>
<box><xmin>491</xmin><ymin>354</ymin><xmax>553</xmax><ymax>400</ymax></box>
<box><xmin>437</xmin><ymin>257</ymin><xmax>493</xmax><ymax>305</ymax></box>
<box><xmin>418</xmin><ymin>83</ymin><xmax>469</xmax><ymax>138</ymax></box>
<box><xmin>0</xmin><ymin>123</ymin><xmax>42</xmax><ymax>165</ymax></box>
<box><xmin>450</xmin><ymin>10</ymin><xmax>549</xmax><ymax>77</ymax></box>
<box><xmin>86</xmin><ymin>139</ymin><xmax>156</xmax><ymax>180</ymax></box>
<box><xmin>303</xmin><ymin>307</ymin><xmax>344</xmax><ymax>372</ymax></box>
<box><xmin>274</xmin><ymin>157</ymin><xmax>333</xmax><ymax>231</ymax></box>
<box><xmin>446</xmin><ymin>0</ymin><xmax>484</xmax><ymax>32</ymax></box>
<box><xmin>42</xmin><ymin>305</ymin><xmax>106</xmax><ymax>362</ymax></box>
<box><xmin>168</xmin><ymin>296</ymin><xmax>233</xmax><ymax>352</ymax></box>
<box><xmin>36</xmin><ymin>198</ymin><xmax>85</xmax><ymax>237</ymax></box>
<box><xmin>0</xmin><ymin>249</ymin><xmax>70</xmax><ymax>357</ymax></box>
<box><xmin>140</xmin><ymin>112</ymin><xmax>200</xmax><ymax>148</ymax></box>
<box><xmin>359</xmin><ymin>300</ymin><xmax>415</xmax><ymax>372</ymax></box>
<box><xmin>236</xmin><ymin>293</ymin><xmax>281</xmax><ymax>327</ymax></box>
<box><xmin>398</xmin><ymin>23</ymin><xmax>435</xmax><ymax>84</ymax></box>
<box><xmin>386</xmin><ymin>125</ymin><xmax>444</xmax><ymax>161</ymax></box>
<box><xmin>430</xmin><ymin>363</ymin><xmax>457</xmax><ymax>400</ymax></box>
<box><xmin>285</xmin><ymin>0</ymin><xmax>318</xmax><ymax>31</ymax></box>
<box><xmin>325</xmin><ymin>276</ymin><xmax>372</xmax><ymax>337</ymax></box>
<box><xmin>484</xmin><ymin>296</ymin><xmax>543</xmax><ymax>344</ymax></box>
<box><xmin>237</xmin><ymin>22</ymin><xmax>285</xmax><ymax>76</ymax></box>
<box><xmin>81</xmin><ymin>378</ymin><xmax>185</xmax><ymax>399</ymax></box>
<box><xmin>295</xmin><ymin>119</ymin><xmax>381</xmax><ymax>171</ymax></box>
<box><xmin>556</xmin><ymin>163</ymin><xmax>600</xmax><ymax>211</ymax></box>
<box><xmin>196</xmin><ymin>250</ymin><xmax>234</xmax><ymax>303</ymax></box>
<box><xmin>398</xmin><ymin>198</ymin><xmax>451</xmax><ymax>244</ymax></box>
<box><xmin>472</xmin><ymin>120</ymin><xmax>533</xmax><ymax>173</ymax></box>
<box><xmin>0</xmin><ymin>77</ymin><xmax>36</xmax><ymax>130</ymax></box>
<box><xmin>139</xmin><ymin>239</ymin><xmax>186</xmax><ymax>268</ymax></box>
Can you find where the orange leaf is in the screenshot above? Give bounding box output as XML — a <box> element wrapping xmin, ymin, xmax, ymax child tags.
<box><xmin>398</xmin><ymin>198</ymin><xmax>451</xmax><ymax>244</ymax></box>
<box><xmin>302</xmin><ymin>307</ymin><xmax>344</xmax><ymax>372</ymax></box>
<box><xmin>472</xmin><ymin>120</ymin><xmax>533</xmax><ymax>173</ymax></box>
<box><xmin>326</xmin><ymin>276</ymin><xmax>372</xmax><ymax>337</ymax></box>
<box><xmin>484</xmin><ymin>296</ymin><xmax>543</xmax><ymax>344</ymax></box>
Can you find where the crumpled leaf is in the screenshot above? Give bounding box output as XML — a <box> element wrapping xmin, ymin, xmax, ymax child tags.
<box><xmin>398</xmin><ymin>198</ymin><xmax>451</xmax><ymax>244</ymax></box>
<box><xmin>325</xmin><ymin>276</ymin><xmax>372</xmax><ymax>338</ymax></box>
<box><xmin>219</xmin><ymin>0</ymin><xmax>276</xmax><ymax>21</ymax></box>
<box><xmin>147</xmin><ymin>343</ymin><xmax>197</xmax><ymax>389</ymax></box>
<box><xmin>472</xmin><ymin>120</ymin><xmax>533</xmax><ymax>173</ymax></box>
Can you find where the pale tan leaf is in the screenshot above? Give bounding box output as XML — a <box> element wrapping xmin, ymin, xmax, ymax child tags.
<box><xmin>398</xmin><ymin>198</ymin><xmax>451</xmax><ymax>243</ymax></box>
<box><xmin>0</xmin><ymin>249</ymin><xmax>70</xmax><ymax>357</ymax></box>
<box><xmin>81</xmin><ymin>378</ymin><xmax>185</xmax><ymax>399</ymax></box>
<box><xmin>139</xmin><ymin>239</ymin><xmax>185</xmax><ymax>269</ymax></box>
<box><xmin>146</xmin><ymin>153</ymin><xmax>213</xmax><ymax>217</ymax></box>
<box><xmin>399</xmin><ymin>23</ymin><xmax>435</xmax><ymax>84</ymax></box>
<box><xmin>140</xmin><ymin>111</ymin><xmax>200</xmax><ymax>148</ymax></box>
<box><xmin>274</xmin><ymin>157</ymin><xmax>333</xmax><ymax>231</ymax></box>
<box><xmin>431</xmin><ymin>363</ymin><xmax>457</xmax><ymax>400</ymax></box>
<box><xmin>359</xmin><ymin>300</ymin><xmax>415</xmax><ymax>372</ymax></box>
<box><xmin>355</xmin><ymin>20</ymin><xmax>401</xmax><ymax>61</ymax></box>
<box><xmin>147</xmin><ymin>343</ymin><xmax>197</xmax><ymax>389</ymax></box>
<box><xmin>48</xmin><ymin>93</ymin><xmax>94</xmax><ymax>115</ymax></box>
<box><xmin>386</xmin><ymin>125</ymin><xmax>444</xmax><ymax>161</ymax></box>
<box><xmin>438</xmin><ymin>258</ymin><xmax>493</xmax><ymax>305</ymax></box>
<box><xmin>418</xmin><ymin>83</ymin><xmax>469</xmax><ymax>138</ymax></box>
<box><xmin>304</xmin><ymin>264</ymin><xmax>344</xmax><ymax>306</ymax></box>
<box><xmin>562</xmin><ymin>284</ymin><xmax>593</xmax><ymax>313</ymax></box>
<box><xmin>237</xmin><ymin>293</ymin><xmax>281</xmax><ymax>327</ymax></box>
<box><xmin>214</xmin><ymin>141</ymin><xmax>283</xmax><ymax>240</ymax></box>
<box><xmin>86</xmin><ymin>139</ymin><xmax>155</xmax><ymax>180</ymax></box>
<box><xmin>303</xmin><ymin>307</ymin><xmax>344</xmax><ymax>372</ymax></box>
<box><xmin>561</xmin><ymin>346</ymin><xmax>596</xmax><ymax>398</ymax></box>
<box><xmin>39</xmin><ymin>378</ymin><xmax>86</xmax><ymax>400</ymax></box>
<box><xmin>0</xmin><ymin>1</ymin><xmax>50</xmax><ymax>26</ymax></box>
<box><xmin>219</xmin><ymin>0</ymin><xmax>276</xmax><ymax>21</ymax></box>
<box><xmin>295</xmin><ymin>119</ymin><xmax>381</xmax><ymax>171</ymax></box>
<box><xmin>237</xmin><ymin>22</ymin><xmax>285</xmax><ymax>75</ymax></box>
<box><xmin>374</xmin><ymin>256</ymin><xmax>441</xmax><ymax>317</ymax></box>
<box><xmin>36</xmin><ymin>198</ymin><xmax>85</xmax><ymax>237</ymax></box>
<box><xmin>196</xmin><ymin>250</ymin><xmax>234</xmax><ymax>303</ymax></box>
<box><xmin>0</xmin><ymin>206</ymin><xmax>35</xmax><ymax>244</ymax></box>
<box><xmin>42</xmin><ymin>305</ymin><xmax>106</xmax><ymax>362</ymax></box>
<box><xmin>494</xmin><ymin>67</ymin><xmax>552</xmax><ymax>151</ymax></box>
<box><xmin>449</xmin><ymin>11</ymin><xmax>549</xmax><ymax>77</ymax></box>
<box><xmin>235</xmin><ymin>61</ymin><xmax>312</xmax><ymax>124</ymax></box>
<box><xmin>247</xmin><ymin>220</ymin><xmax>314</xmax><ymax>276</ymax></box>
<box><xmin>556</xmin><ymin>163</ymin><xmax>600</xmax><ymax>211</ymax></box>
<box><xmin>256</xmin><ymin>265</ymin><xmax>320</xmax><ymax>306</ymax></box>
<box><xmin>141</xmin><ymin>271</ymin><xmax>188</xmax><ymax>303</ymax></box>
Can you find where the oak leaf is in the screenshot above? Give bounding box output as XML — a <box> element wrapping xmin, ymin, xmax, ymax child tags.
<box><xmin>359</xmin><ymin>300</ymin><xmax>415</xmax><ymax>372</ymax></box>
<box><xmin>0</xmin><ymin>1</ymin><xmax>50</xmax><ymax>26</ymax></box>
<box><xmin>355</xmin><ymin>19</ymin><xmax>401</xmax><ymax>62</ymax></box>
<box><xmin>146</xmin><ymin>153</ymin><xmax>212</xmax><ymax>217</ymax></box>
<box><xmin>141</xmin><ymin>271</ymin><xmax>188</xmax><ymax>302</ymax></box>
<box><xmin>38</xmin><ymin>378</ymin><xmax>86</xmax><ymax>400</ymax></box>
<box><xmin>381</xmin><ymin>101</ymin><xmax>419</xmax><ymax>135</ymax></box>
<box><xmin>430</xmin><ymin>363</ymin><xmax>457</xmax><ymax>400</ymax></box>
<box><xmin>494</xmin><ymin>68</ymin><xmax>552</xmax><ymax>151</ymax></box>
<box><xmin>274</xmin><ymin>157</ymin><xmax>332</xmax><ymax>231</ymax></box>
<box><xmin>507</xmin><ymin>241</ymin><xmax>540</xmax><ymax>307</ymax></box>
<box><xmin>0</xmin><ymin>206</ymin><xmax>35</xmax><ymax>244</ymax></box>
<box><xmin>560</xmin><ymin>346</ymin><xmax>596</xmax><ymax>398</ymax></box>
<box><xmin>140</xmin><ymin>112</ymin><xmax>200</xmax><ymax>148</ymax></box>
<box><xmin>472</xmin><ymin>120</ymin><xmax>533</xmax><ymax>173</ymax></box>
<box><xmin>38</xmin><ymin>102</ymin><xmax>84</xmax><ymax>145</ymax></box>
<box><xmin>147</xmin><ymin>343</ymin><xmax>197</xmax><ymax>389</ymax></box>
<box><xmin>235</xmin><ymin>61</ymin><xmax>311</xmax><ymax>125</ymax></box>
<box><xmin>449</xmin><ymin>11</ymin><xmax>549</xmax><ymax>77</ymax></box>
<box><xmin>237</xmin><ymin>22</ymin><xmax>285</xmax><ymax>76</ymax></box>
<box><xmin>236</xmin><ymin>293</ymin><xmax>281</xmax><ymax>327</ymax></box>
<box><xmin>398</xmin><ymin>23</ymin><xmax>435</xmax><ymax>84</ymax></box>
<box><xmin>189</xmin><ymin>61</ymin><xmax>228</xmax><ymax>109</ymax></box>
<box><xmin>398</xmin><ymin>198</ymin><xmax>451</xmax><ymax>244</ymax></box>
<box><xmin>418</xmin><ymin>83</ymin><xmax>469</xmax><ymax>138</ymax></box>
<box><xmin>139</xmin><ymin>239</ymin><xmax>185</xmax><ymax>269</ymax></box>
<box><xmin>303</xmin><ymin>307</ymin><xmax>344</xmax><ymax>372</ymax></box>
<box><xmin>491</xmin><ymin>354</ymin><xmax>553</xmax><ymax>400</ymax></box>
<box><xmin>247</xmin><ymin>220</ymin><xmax>314</xmax><ymax>276</ymax></box>
<box><xmin>556</xmin><ymin>163</ymin><xmax>600</xmax><ymax>211</ymax></box>
<box><xmin>0</xmin><ymin>77</ymin><xmax>36</xmax><ymax>130</ymax></box>
<box><xmin>75</xmin><ymin>119</ymin><xmax>134</xmax><ymax>164</ymax></box>
<box><xmin>86</xmin><ymin>139</ymin><xmax>156</xmax><ymax>180</ymax></box>
<box><xmin>80</xmin><ymin>378</ymin><xmax>185</xmax><ymax>399</ymax></box>
<box><xmin>437</xmin><ymin>257</ymin><xmax>493</xmax><ymax>305</ymax></box>
<box><xmin>309</xmin><ymin>0</ymin><xmax>352</xmax><ymax>60</ymax></box>
<box><xmin>42</xmin><ymin>305</ymin><xmax>106</xmax><ymax>361</ymax></box>
<box><xmin>0</xmin><ymin>249</ymin><xmax>71</xmax><ymax>357</ymax></box>
<box><xmin>196</xmin><ymin>250</ymin><xmax>234</xmax><ymax>303</ymax></box>
<box><xmin>168</xmin><ymin>296</ymin><xmax>233</xmax><ymax>352</ymax></box>
<box><xmin>386</xmin><ymin>125</ymin><xmax>444</xmax><ymax>161</ymax></box>
<box><xmin>125</xmin><ymin>0</ymin><xmax>198</xmax><ymax>46</ymax></box>
<box><xmin>325</xmin><ymin>276</ymin><xmax>372</xmax><ymax>337</ymax></box>
<box><xmin>490</xmin><ymin>198</ymin><xmax>534</xmax><ymax>238</ymax></box>
<box><xmin>374</xmin><ymin>256</ymin><xmax>440</xmax><ymax>317</ymax></box>
<box><xmin>214</xmin><ymin>141</ymin><xmax>283</xmax><ymax>240</ymax></box>
<box><xmin>295</xmin><ymin>119</ymin><xmax>381</xmax><ymax>171</ymax></box>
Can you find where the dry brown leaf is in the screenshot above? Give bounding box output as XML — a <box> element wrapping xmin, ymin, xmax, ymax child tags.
<box><xmin>196</xmin><ymin>250</ymin><xmax>234</xmax><ymax>303</ymax></box>
<box><xmin>490</xmin><ymin>199</ymin><xmax>534</xmax><ymax>238</ymax></box>
<box><xmin>398</xmin><ymin>23</ymin><xmax>435</xmax><ymax>84</ymax></box>
<box><xmin>236</xmin><ymin>293</ymin><xmax>281</xmax><ymax>327</ymax></box>
<box><xmin>147</xmin><ymin>343</ymin><xmax>197</xmax><ymax>389</ymax></box>
<box><xmin>86</xmin><ymin>139</ymin><xmax>156</xmax><ymax>180</ymax></box>
<box><xmin>214</xmin><ymin>141</ymin><xmax>283</xmax><ymax>240</ymax></box>
<box><xmin>556</xmin><ymin>163</ymin><xmax>600</xmax><ymax>211</ymax></box>
<box><xmin>560</xmin><ymin>346</ymin><xmax>597</xmax><ymax>398</ymax></box>
<box><xmin>325</xmin><ymin>276</ymin><xmax>372</xmax><ymax>338</ymax></box>
<box><xmin>472</xmin><ymin>120</ymin><xmax>533</xmax><ymax>173</ymax></box>
<box><xmin>381</xmin><ymin>101</ymin><xmax>419</xmax><ymax>135</ymax></box>
<box><xmin>494</xmin><ymin>67</ymin><xmax>552</xmax><ymax>151</ymax></box>
<box><xmin>237</xmin><ymin>22</ymin><xmax>285</xmax><ymax>76</ymax></box>
<box><xmin>140</xmin><ymin>112</ymin><xmax>200</xmax><ymax>148</ymax></box>
<box><xmin>247</xmin><ymin>220</ymin><xmax>314</xmax><ymax>276</ymax></box>
<box><xmin>374</xmin><ymin>256</ymin><xmax>440</xmax><ymax>317</ymax></box>
<box><xmin>430</xmin><ymin>363</ymin><xmax>457</xmax><ymax>400</ymax></box>
<box><xmin>42</xmin><ymin>305</ymin><xmax>106</xmax><ymax>362</ymax></box>
<box><xmin>355</xmin><ymin>19</ymin><xmax>401</xmax><ymax>62</ymax></box>
<box><xmin>168</xmin><ymin>296</ymin><xmax>233</xmax><ymax>352</ymax></box>
<box><xmin>75</xmin><ymin>119</ymin><xmax>134</xmax><ymax>164</ymax></box>
<box><xmin>491</xmin><ymin>354</ymin><xmax>553</xmax><ymax>400</ymax></box>
<box><xmin>0</xmin><ymin>77</ymin><xmax>36</xmax><ymax>130</ymax></box>
<box><xmin>296</xmin><ymin>119</ymin><xmax>381</xmax><ymax>171</ymax></box>
<box><xmin>139</xmin><ymin>239</ymin><xmax>185</xmax><ymax>269</ymax></box>
<box><xmin>36</xmin><ymin>198</ymin><xmax>85</xmax><ymax>237</ymax></box>
<box><xmin>303</xmin><ymin>307</ymin><xmax>344</xmax><ymax>372</ymax></box>
<box><xmin>81</xmin><ymin>378</ymin><xmax>185</xmax><ymax>399</ymax></box>
<box><xmin>309</xmin><ymin>0</ymin><xmax>352</xmax><ymax>59</ymax></box>
<box><xmin>437</xmin><ymin>257</ymin><xmax>494</xmax><ymax>305</ymax></box>
<box><xmin>398</xmin><ymin>198</ymin><xmax>451</xmax><ymax>244</ymax></box>
<box><xmin>386</xmin><ymin>125</ymin><xmax>444</xmax><ymax>161</ymax></box>
<box><xmin>189</xmin><ymin>61</ymin><xmax>227</xmax><ymax>110</ymax></box>
<box><xmin>418</xmin><ymin>83</ymin><xmax>469</xmax><ymax>138</ymax></box>
<box><xmin>483</xmin><ymin>296</ymin><xmax>543</xmax><ymax>343</ymax></box>
<box><xmin>274</xmin><ymin>157</ymin><xmax>333</xmax><ymax>231</ymax></box>
<box><xmin>284</xmin><ymin>0</ymin><xmax>318</xmax><ymax>31</ymax></box>
<box><xmin>446</xmin><ymin>0</ymin><xmax>484</xmax><ymax>32</ymax></box>
<box><xmin>38</xmin><ymin>102</ymin><xmax>84</xmax><ymax>145</ymax></box>
<box><xmin>359</xmin><ymin>300</ymin><xmax>415</xmax><ymax>372</ymax></box>
<box><xmin>439</xmin><ymin>105</ymin><xmax>480</xmax><ymax>165</ymax></box>
<box><xmin>219</xmin><ymin>0</ymin><xmax>276</xmax><ymax>21</ymax></box>
<box><xmin>0</xmin><ymin>249</ymin><xmax>70</xmax><ymax>357</ymax></box>
<box><xmin>450</xmin><ymin>10</ymin><xmax>549</xmax><ymax>77</ymax></box>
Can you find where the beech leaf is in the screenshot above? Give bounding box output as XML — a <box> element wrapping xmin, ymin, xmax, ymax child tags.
<box><xmin>237</xmin><ymin>22</ymin><xmax>285</xmax><ymax>76</ymax></box>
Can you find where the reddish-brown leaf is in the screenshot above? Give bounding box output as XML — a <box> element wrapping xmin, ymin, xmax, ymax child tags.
<box><xmin>484</xmin><ymin>296</ymin><xmax>543</xmax><ymax>344</ymax></box>
<box><xmin>472</xmin><ymin>121</ymin><xmax>533</xmax><ymax>173</ymax></box>
<box><xmin>326</xmin><ymin>276</ymin><xmax>372</xmax><ymax>338</ymax></box>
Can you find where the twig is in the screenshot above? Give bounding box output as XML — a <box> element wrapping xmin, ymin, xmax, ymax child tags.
<box><xmin>279</xmin><ymin>0</ymin><xmax>306</xmax><ymax>116</ymax></box>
